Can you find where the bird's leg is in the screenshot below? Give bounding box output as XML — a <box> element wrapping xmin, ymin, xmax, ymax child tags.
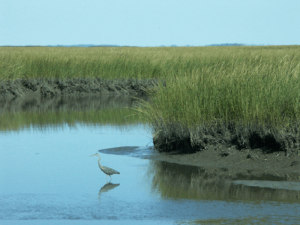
<box><xmin>109</xmin><ymin>175</ymin><xmax>112</xmax><ymax>182</ymax></box>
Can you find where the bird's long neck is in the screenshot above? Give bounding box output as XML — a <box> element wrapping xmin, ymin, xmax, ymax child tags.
<box><xmin>97</xmin><ymin>156</ymin><xmax>104</xmax><ymax>170</ymax></box>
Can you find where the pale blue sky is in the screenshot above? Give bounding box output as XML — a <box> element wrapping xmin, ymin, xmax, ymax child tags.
<box><xmin>1</xmin><ymin>0</ymin><xmax>299</xmax><ymax>46</ymax></box>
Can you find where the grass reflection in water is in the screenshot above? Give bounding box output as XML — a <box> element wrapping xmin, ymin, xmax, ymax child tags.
<box><xmin>148</xmin><ymin>160</ymin><xmax>300</xmax><ymax>202</ymax></box>
<box><xmin>0</xmin><ymin>95</ymin><xmax>145</xmax><ymax>131</ymax></box>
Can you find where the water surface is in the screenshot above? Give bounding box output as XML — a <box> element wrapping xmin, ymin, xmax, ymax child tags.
<box><xmin>0</xmin><ymin>96</ymin><xmax>299</xmax><ymax>224</ymax></box>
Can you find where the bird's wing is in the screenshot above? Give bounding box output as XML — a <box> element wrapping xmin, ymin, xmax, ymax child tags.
<box><xmin>102</xmin><ymin>166</ymin><xmax>120</xmax><ymax>174</ymax></box>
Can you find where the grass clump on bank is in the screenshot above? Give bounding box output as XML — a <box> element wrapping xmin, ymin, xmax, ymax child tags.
<box><xmin>141</xmin><ymin>53</ymin><xmax>300</xmax><ymax>127</ymax></box>
<box><xmin>136</xmin><ymin>46</ymin><xmax>300</xmax><ymax>154</ymax></box>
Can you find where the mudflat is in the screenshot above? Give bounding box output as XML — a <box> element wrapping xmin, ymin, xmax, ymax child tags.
<box><xmin>149</xmin><ymin>144</ymin><xmax>300</xmax><ymax>181</ymax></box>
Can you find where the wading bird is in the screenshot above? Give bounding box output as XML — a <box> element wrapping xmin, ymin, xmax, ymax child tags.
<box><xmin>90</xmin><ymin>153</ymin><xmax>120</xmax><ymax>181</ymax></box>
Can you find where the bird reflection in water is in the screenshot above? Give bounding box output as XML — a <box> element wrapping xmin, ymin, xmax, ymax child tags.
<box><xmin>98</xmin><ymin>182</ymin><xmax>120</xmax><ymax>199</ymax></box>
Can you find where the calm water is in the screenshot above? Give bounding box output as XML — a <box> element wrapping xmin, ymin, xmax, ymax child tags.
<box><xmin>0</xmin><ymin>95</ymin><xmax>300</xmax><ymax>224</ymax></box>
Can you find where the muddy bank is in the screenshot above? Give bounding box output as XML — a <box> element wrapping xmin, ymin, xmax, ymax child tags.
<box><xmin>150</xmin><ymin>122</ymin><xmax>300</xmax><ymax>181</ymax></box>
<box><xmin>0</xmin><ymin>78</ymin><xmax>159</xmax><ymax>99</ymax></box>
<box><xmin>101</xmin><ymin>146</ymin><xmax>300</xmax><ymax>192</ymax></box>
<box><xmin>149</xmin><ymin>146</ymin><xmax>300</xmax><ymax>181</ymax></box>
<box><xmin>153</xmin><ymin>122</ymin><xmax>300</xmax><ymax>155</ymax></box>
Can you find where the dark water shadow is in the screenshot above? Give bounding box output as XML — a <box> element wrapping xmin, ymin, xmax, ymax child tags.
<box><xmin>99</xmin><ymin>146</ymin><xmax>160</xmax><ymax>159</ymax></box>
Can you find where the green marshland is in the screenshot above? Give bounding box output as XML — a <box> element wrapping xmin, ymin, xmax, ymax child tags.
<box><xmin>1</xmin><ymin>46</ymin><xmax>300</xmax><ymax>151</ymax></box>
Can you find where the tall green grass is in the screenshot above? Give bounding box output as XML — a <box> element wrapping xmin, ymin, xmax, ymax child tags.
<box><xmin>0</xmin><ymin>46</ymin><xmax>177</xmax><ymax>79</ymax></box>
<box><xmin>137</xmin><ymin>48</ymin><xmax>300</xmax><ymax>128</ymax></box>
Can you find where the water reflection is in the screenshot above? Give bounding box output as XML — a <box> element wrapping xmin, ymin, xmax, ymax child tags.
<box><xmin>0</xmin><ymin>94</ymin><xmax>145</xmax><ymax>112</ymax></box>
<box><xmin>0</xmin><ymin>95</ymin><xmax>147</xmax><ymax>131</ymax></box>
<box><xmin>98</xmin><ymin>182</ymin><xmax>120</xmax><ymax>200</ymax></box>
<box><xmin>1</xmin><ymin>125</ymin><xmax>299</xmax><ymax>222</ymax></box>
<box><xmin>148</xmin><ymin>160</ymin><xmax>300</xmax><ymax>202</ymax></box>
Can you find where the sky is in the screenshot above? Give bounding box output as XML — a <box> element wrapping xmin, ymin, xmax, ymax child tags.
<box><xmin>0</xmin><ymin>0</ymin><xmax>299</xmax><ymax>46</ymax></box>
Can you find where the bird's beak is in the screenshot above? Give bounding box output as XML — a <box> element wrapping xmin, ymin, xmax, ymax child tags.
<box><xmin>90</xmin><ymin>154</ymin><xmax>96</xmax><ymax>157</ymax></box>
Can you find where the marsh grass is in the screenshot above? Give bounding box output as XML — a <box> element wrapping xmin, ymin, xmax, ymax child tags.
<box><xmin>2</xmin><ymin>45</ymin><xmax>299</xmax><ymax>80</ymax></box>
<box><xmin>0</xmin><ymin>46</ymin><xmax>178</xmax><ymax>79</ymax></box>
<box><xmin>137</xmin><ymin>47</ymin><xmax>300</xmax><ymax>131</ymax></box>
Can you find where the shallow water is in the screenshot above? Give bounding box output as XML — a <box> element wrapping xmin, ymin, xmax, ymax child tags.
<box><xmin>0</xmin><ymin>96</ymin><xmax>300</xmax><ymax>224</ymax></box>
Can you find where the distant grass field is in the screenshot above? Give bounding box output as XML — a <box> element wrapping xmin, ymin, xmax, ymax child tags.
<box><xmin>2</xmin><ymin>45</ymin><xmax>300</xmax><ymax>130</ymax></box>
<box><xmin>0</xmin><ymin>46</ymin><xmax>188</xmax><ymax>80</ymax></box>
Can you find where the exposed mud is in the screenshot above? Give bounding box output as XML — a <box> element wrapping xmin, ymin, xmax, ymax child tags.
<box><xmin>0</xmin><ymin>78</ymin><xmax>158</xmax><ymax>100</ymax></box>
<box><xmin>153</xmin><ymin>122</ymin><xmax>300</xmax><ymax>155</ymax></box>
<box><xmin>151</xmin><ymin>122</ymin><xmax>300</xmax><ymax>181</ymax></box>
<box><xmin>149</xmin><ymin>145</ymin><xmax>300</xmax><ymax>181</ymax></box>
<box><xmin>101</xmin><ymin>146</ymin><xmax>300</xmax><ymax>192</ymax></box>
